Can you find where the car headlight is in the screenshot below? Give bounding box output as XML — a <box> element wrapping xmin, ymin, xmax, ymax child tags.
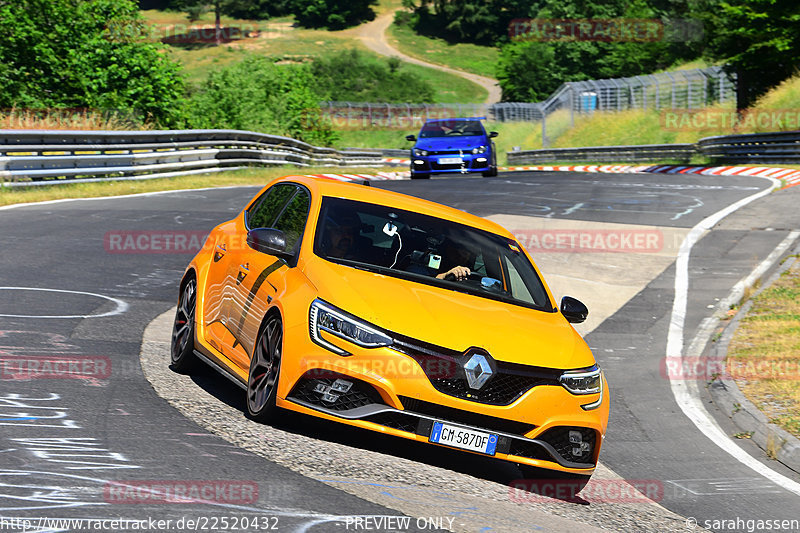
<box><xmin>413</xmin><ymin>148</ymin><xmax>428</xmax><ymax>157</ymax></box>
<box><xmin>309</xmin><ymin>299</ymin><xmax>392</xmax><ymax>356</ymax></box>
<box><xmin>560</xmin><ymin>365</ymin><xmax>602</xmax><ymax>395</ymax></box>
<box><xmin>472</xmin><ymin>145</ymin><xmax>487</xmax><ymax>154</ymax></box>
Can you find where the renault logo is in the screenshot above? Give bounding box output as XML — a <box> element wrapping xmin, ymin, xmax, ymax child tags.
<box><xmin>464</xmin><ymin>350</ymin><xmax>494</xmax><ymax>390</ymax></box>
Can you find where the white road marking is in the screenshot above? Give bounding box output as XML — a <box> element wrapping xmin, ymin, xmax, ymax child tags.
<box><xmin>0</xmin><ymin>288</ymin><xmax>128</xmax><ymax>319</ymax></box>
<box><xmin>666</xmin><ymin>176</ymin><xmax>800</xmax><ymax>497</ymax></box>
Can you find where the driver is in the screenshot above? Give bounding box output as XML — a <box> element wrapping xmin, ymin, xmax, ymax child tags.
<box><xmin>324</xmin><ymin>210</ymin><xmax>361</xmax><ymax>260</ymax></box>
<box><xmin>435</xmin><ymin>238</ymin><xmax>476</xmax><ymax>281</ymax></box>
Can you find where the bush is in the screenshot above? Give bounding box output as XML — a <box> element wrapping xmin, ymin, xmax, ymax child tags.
<box><xmin>310</xmin><ymin>49</ymin><xmax>435</xmax><ymax>103</ymax></box>
<box><xmin>185</xmin><ymin>56</ymin><xmax>337</xmax><ymax>146</ymax></box>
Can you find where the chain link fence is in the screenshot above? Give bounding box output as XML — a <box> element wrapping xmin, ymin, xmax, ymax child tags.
<box><xmin>323</xmin><ymin>67</ymin><xmax>736</xmax><ymax>146</ymax></box>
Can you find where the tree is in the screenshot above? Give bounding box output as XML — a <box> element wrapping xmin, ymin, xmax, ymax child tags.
<box><xmin>698</xmin><ymin>0</ymin><xmax>800</xmax><ymax>109</ymax></box>
<box><xmin>402</xmin><ymin>0</ymin><xmax>535</xmax><ymax>45</ymax></box>
<box><xmin>0</xmin><ymin>0</ymin><xmax>185</xmax><ymax>125</ymax></box>
<box><xmin>169</xmin><ymin>0</ymin><xmax>293</xmax><ymax>44</ymax></box>
<box><xmin>290</xmin><ymin>0</ymin><xmax>378</xmax><ymax>30</ymax></box>
<box><xmin>495</xmin><ymin>0</ymin><xmax>690</xmax><ymax>101</ymax></box>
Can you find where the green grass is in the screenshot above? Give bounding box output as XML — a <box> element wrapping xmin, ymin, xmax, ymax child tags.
<box><xmin>141</xmin><ymin>9</ymin><xmax>486</xmax><ymax>103</ymax></box>
<box><xmin>728</xmin><ymin>262</ymin><xmax>800</xmax><ymax>440</ymax></box>
<box><xmin>0</xmin><ymin>166</ymin><xmax>398</xmax><ymax>207</ymax></box>
<box><xmin>386</xmin><ymin>21</ymin><xmax>500</xmax><ymax>79</ymax></box>
<box><xmin>398</xmin><ymin>62</ymin><xmax>487</xmax><ymax>103</ymax></box>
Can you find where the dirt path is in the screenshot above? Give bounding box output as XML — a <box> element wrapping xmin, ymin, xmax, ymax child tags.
<box><xmin>347</xmin><ymin>11</ymin><xmax>502</xmax><ymax>104</ymax></box>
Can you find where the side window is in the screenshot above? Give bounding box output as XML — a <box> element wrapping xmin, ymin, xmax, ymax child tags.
<box><xmin>247</xmin><ymin>184</ymin><xmax>296</xmax><ymax>229</ymax></box>
<box><xmin>273</xmin><ymin>189</ymin><xmax>311</xmax><ymax>252</ymax></box>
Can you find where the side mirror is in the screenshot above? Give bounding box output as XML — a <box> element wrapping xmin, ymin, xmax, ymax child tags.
<box><xmin>247</xmin><ymin>228</ymin><xmax>292</xmax><ymax>259</ymax></box>
<box><xmin>561</xmin><ymin>296</ymin><xmax>588</xmax><ymax>324</ymax></box>
<box><xmin>489</xmin><ymin>131</ymin><xmax>498</xmax><ymax>138</ymax></box>
<box><xmin>405</xmin><ymin>134</ymin><xmax>417</xmax><ymax>142</ymax></box>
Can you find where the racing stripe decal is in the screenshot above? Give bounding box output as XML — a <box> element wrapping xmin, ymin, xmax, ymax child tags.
<box><xmin>236</xmin><ymin>259</ymin><xmax>285</xmax><ymax>340</ymax></box>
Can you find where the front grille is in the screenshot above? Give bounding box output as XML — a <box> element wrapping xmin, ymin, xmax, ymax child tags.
<box><xmin>289</xmin><ymin>372</ymin><xmax>383</xmax><ymax>411</ymax></box>
<box><xmin>539</xmin><ymin>426</ymin><xmax>597</xmax><ymax>465</ymax></box>
<box><xmin>392</xmin><ymin>338</ymin><xmax>561</xmax><ymax>406</ymax></box>
<box><xmin>427</xmin><ymin>150</ymin><xmax>462</xmax><ymax>156</ymax></box>
<box><xmin>429</xmin><ymin>372</ymin><xmax>541</xmax><ymax>405</ymax></box>
<box><xmin>399</xmin><ymin>396</ymin><xmax>535</xmax><ymax>436</ymax></box>
<box><xmin>507</xmin><ymin>439</ymin><xmax>552</xmax><ymax>461</ymax></box>
<box><xmin>363</xmin><ymin>411</ymin><xmax>419</xmax><ymax>433</ymax></box>
<box><xmin>431</xmin><ymin>163</ymin><xmax>465</xmax><ymax>171</ymax></box>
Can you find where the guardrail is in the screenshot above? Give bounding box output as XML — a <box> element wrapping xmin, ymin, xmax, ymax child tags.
<box><xmin>697</xmin><ymin>131</ymin><xmax>800</xmax><ymax>164</ymax></box>
<box><xmin>0</xmin><ymin>129</ymin><xmax>390</xmax><ymax>187</ymax></box>
<box><xmin>508</xmin><ymin>131</ymin><xmax>800</xmax><ymax>165</ymax></box>
<box><xmin>507</xmin><ymin>143</ymin><xmax>696</xmax><ymax>164</ymax></box>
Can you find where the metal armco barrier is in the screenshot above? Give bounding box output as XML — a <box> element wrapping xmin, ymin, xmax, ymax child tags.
<box><xmin>0</xmin><ymin>129</ymin><xmax>389</xmax><ymax>186</ymax></box>
<box><xmin>508</xmin><ymin>143</ymin><xmax>696</xmax><ymax>164</ymax></box>
<box><xmin>508</xmin><ymin>131</ymin><xmax>800</xmax><ymax>165</ymax></box>
<box><xmin>697</xmin><ymin>131</ymin><xmax>800</xmax><ymax>164</ymax></box>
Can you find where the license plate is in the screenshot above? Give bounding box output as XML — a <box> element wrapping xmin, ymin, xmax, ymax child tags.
<box><xmin>429</xmin><ymin>421</ymin><xmax>498</xmax><ymax>455</ymax></box>
<box><xmin>438</xmin><ymin>157</ymin><xmax>462</xmax><ymax>164</ymax></box>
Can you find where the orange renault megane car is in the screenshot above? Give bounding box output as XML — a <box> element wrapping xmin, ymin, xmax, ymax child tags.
<box><xmin>171</xmin><ymin>175</ymin><xmax>609</xmax><ymax>481</ymax></box>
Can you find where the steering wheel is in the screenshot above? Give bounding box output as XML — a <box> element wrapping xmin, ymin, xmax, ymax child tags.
<box><xmin>444</xmin><ymin>271</ymin><xmax>483</xmax><ymax>282</ymax></box>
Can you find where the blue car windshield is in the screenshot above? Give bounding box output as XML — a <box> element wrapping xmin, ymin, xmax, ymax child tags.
<box><xmin>313</xmin><ymin>197</ymin><xmax>552</xmax><ymax>312</ymax></box>
<box><xmin>419</xmin><ymin>120</ymin><xmax>485</xmax><ymax>138</ymax></box>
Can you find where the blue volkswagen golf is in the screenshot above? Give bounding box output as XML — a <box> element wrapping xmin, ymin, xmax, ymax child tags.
<box><xmin>406</xmin><ymin>118</ymin><xmax>498</xmax><ymax>179</ymax></box>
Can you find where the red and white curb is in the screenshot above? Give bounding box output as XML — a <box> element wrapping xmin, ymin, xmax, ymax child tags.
<box><xmin>301</xmin><ymin>164</ymin><xmax>800</xmax><ymax>188</ymax></box>
<box><xmin>300</xmin><ymin>171</ymin><xmax>409</xmax><ymax>182</ymax></box>
<box><xmin>381</xmin><ymin>158</ymin><xmax>411</xmax><ymax>166</ymax></box>
<box><xmin>503</xmin><ymin>164</ymin><xmax>800</xmax><ymax>189</ymax></box>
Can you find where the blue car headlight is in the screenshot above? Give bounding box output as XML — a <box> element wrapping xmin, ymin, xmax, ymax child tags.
<box><xmin>413</xmin><ymin>148</ymin><xmax>428</xmax><ymax>157</ymax></box>
<box><xmin>472</xmin><ymin>145</ymin><xmax>487</xmax><ymax>154</ymax></box>
<box><xmin>309</xmin><ymin>299</ymin><xmax>392</xmax><ymax>356</ymax></box>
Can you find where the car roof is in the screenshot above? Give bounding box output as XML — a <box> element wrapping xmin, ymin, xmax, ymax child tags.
<box><xmin>273</xmin><ymin>175</ymin><xmax>513</xmax><ymax>239</ymax></box>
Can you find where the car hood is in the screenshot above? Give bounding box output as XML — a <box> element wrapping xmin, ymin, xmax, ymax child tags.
<box><xmin>303</xmin><ymin>259</ymin><xmax>594</xmax><ymax>370</ymax></box>
<box><xmin>416</xmin><ymin>135</ymin><xmax>487</xmax><ymax>152</ymax></box>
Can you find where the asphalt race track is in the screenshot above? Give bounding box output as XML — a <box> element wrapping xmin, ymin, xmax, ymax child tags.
<box><xmin>1</xmin><ymin>171</ymin><xmax>799</xmax><ymax>532</ymax></box>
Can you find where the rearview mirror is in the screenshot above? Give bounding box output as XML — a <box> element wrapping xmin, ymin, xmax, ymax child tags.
<box><xmin>561</xmin><ymin>296</ymin><xmax>588</xmax><ymax>323</ymax></box>
<box><xmin>405</xmin><ymin>134</ymin><xmax>417</xmax><ymax>142</ymax></box>
<box><xmin>489</xmin><ymin>131</ymin><xmax>498</xmax><ymax>138</ymax></box>
<box><xmin>247</xmin><ymin>228</ymin><xmax>293</xmax><ymax>259</ymax></box>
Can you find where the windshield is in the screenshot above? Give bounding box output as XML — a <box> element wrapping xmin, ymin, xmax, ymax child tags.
<box><xmin>419</xmin><ymin>120</ymin><xmax>485</xmax><ymax>138</ymax></box>
<box><xmin>313</xmin><ymin>197</ymin><xmax>552</xmax><ymax>311</ymax></box>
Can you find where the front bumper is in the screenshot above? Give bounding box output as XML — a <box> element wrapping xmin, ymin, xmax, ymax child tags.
<box><xmin>412</xmin><ymin>153</ymin><xmax>491</xmax><ymax>175</ymax></box>
<box><xmin>277</xmin><ymin>322</ymin><xmax>608</xmax><ymax>474</ymax></box>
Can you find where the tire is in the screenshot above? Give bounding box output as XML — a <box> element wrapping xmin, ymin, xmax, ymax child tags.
<box><xmin>517</xmin><ymin>465</ymin><xmax>591</xmax><ymax>500</ymax></box>
<box><xmin>247</xmin><ymin>313</ymin><xmax>283</xmax><ymax>423</ymax></box>
<box><xmin>410</xmin><ymin>172</ymin><xmax>430</xmax><ymax>179</ymax></box>
<box><xmin>170</xmin><ymin>277</ymin><xmax>198</xmax><ymax>373</ymax></box>
<box><xmin>483</xmin><ymin>147</ymin><xmax>498</xmax><ymax>177</ymax></box>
